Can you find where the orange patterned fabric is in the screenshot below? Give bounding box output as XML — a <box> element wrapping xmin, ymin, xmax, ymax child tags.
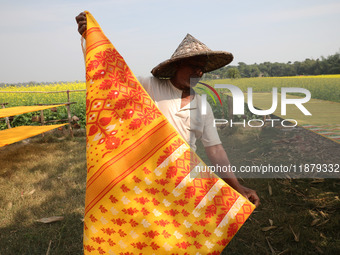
<box><xmin>0</xmin><ymin>124</ymin><xmax>66</xmax><ymax>147</ymax></box>
<box><xmin>0</xmin><ymin>104</ymin><xmax>65</xmax><ymax>119</ymax></box>
<box><xmin>83</xmin><ymin>11</ymin><xmax>255</xmax><ymax>255</ymax></box>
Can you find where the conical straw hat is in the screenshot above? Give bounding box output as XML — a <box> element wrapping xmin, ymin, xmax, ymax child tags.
<box><xmin>151</xmin><ymin>33</ymin><xmax>233</xmax><ymax>78</ymax></box>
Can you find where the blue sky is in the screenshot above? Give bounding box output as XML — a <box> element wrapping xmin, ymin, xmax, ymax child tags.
<box><xmin>0</xmin><ymin>0</ymin><xmax>339</xmax><ymax>83</ymax></box>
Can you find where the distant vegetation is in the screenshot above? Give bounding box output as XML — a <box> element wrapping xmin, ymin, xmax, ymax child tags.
<box><xmin>204</xmin><ymin>51</ymin><xmax>340</xmax><ymax>79</ymax></box>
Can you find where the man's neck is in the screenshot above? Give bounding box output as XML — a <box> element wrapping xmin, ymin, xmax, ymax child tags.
<box><xmin>170</xmin><ymin>78</ymin><xmax>190</xmax><ymax>96</ymax></box>
<box><xmin>169</xmin><ymin>78</ymin><xmax>195</xmax><ymax>108</ymax></box>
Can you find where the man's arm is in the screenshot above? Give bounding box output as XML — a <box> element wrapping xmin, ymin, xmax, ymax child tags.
<box><xmin>205</xmin><ymin>144</ymin><xmax>260</xmax><ymax>207</ymax></box>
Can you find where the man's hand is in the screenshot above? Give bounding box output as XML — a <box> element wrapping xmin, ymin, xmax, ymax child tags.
<box><xmin>75</xmin><ymin>12</ymin><xmax>87</xmax><ymax>36</ymax></box>
<box><xmin>205</xmin><ymin>144</ymin><xmax>260</xmax><ymax>207</ymax></box>
<box><xmin>221</xmin><ymin>177</ymin><xmax>260</xmax><ymax>207</ymax></box>
<box><xmin>236</xmin><ymin>184</ymin><xmax>260</xmax><ymax>207</ymax></box>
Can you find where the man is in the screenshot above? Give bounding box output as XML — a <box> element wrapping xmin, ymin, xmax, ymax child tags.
<box><xmin>76</xmin><ymin>12</ymin><xmax>260</xmax><ymax>207</ymax></box>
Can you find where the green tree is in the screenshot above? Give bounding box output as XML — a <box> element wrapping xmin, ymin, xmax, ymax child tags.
<box><xmin>227</xmin><ymin>68</ymin><xmax>241</xmax><ymax>79</ymax></box>
<box><xmin>207</xmin><ymin>50</ymin><xmax>340</xmax><ymax>78</ymax></box>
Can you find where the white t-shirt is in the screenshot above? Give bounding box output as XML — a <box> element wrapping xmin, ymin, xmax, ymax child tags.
<box><xmin>138</xmin><ymin>77</ymin><xmax>221</xmax><ymax>151</ymax></box>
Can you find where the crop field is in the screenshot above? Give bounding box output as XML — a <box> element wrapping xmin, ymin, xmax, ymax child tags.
<box><xmin>205</xmin><ymin>74</ymin><xmax>340</xmax><ymax>103</ymax></box>
<box><xmin>1</xmin><ymin>75</ymin><xmax>340</xmax><ymax>130</ymax></box>
<box><xmin>0</xmin><ymin>82</ymin><xmax>86</xmax><ymax>129</ymax></box>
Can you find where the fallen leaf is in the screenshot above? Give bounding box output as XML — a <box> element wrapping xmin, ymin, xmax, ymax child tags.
<box><xmin>319</xmin><ymin>211</ymin><xmax>328</xmax><ymax>218</ymax></box>
<box><xmin>269</xmin><ymin>219</ymin><xmax>273</xmax><ymax>226</ymax></box>
<box><xmin>6</xmin><ymin>202</ymin><xmax>13</xmax><ymax>210</ymax></box>
<box><xmin>289</xmin><ymin>225</ymin><xmax>300</xmax><ymax>242</ymax></box>
<box><xmin>311</xmin><ymin>218</ymin><xmax>320</xmax><ymax>226</ymax></box>
<box><xmin>268</xmin><ymin>183</ymin><xmax>272</xmax><ymax>196</ymax></box>
<box><xmin>265</xmin><ymin>237</ymin><xmax>276</xmax><ymax>255</ymax></box>
<box><xmin>308</xmin><ymin>210</ymin><xmax>318</xmax><ymax>218</ymax></box>
<box><xmin>26</xmin><ymin>189</ymin><xmax>36</xmax><ymax>196</ymax></box>
<box><xmin>46</xmin><ymin>240</ymin><xmax>52</xmax><ymax>255</ymax></box>
<box><xmin>320</xmin><ymin>232</ymin><xmax>326</xmax><ymax>239</ymax></box>
<box><xmin>317</xmin><ymin>219</ymin><xmax>329</xmax><ymax>227</ymax></box>
<box><xmin>262</xmin><ymin>226</ymin><xmax>277</xmax><ymax>232</ymax></box>
<box><xmin>36</xmin><ymin>216</ymin><xmax>64</xmax><ymax>224</ymax></box>
<box><xmin>311</xmin><ymin>179</ymin><xmax>324</xmax><ymax>184</ymax></box>
<box><xmin>248</xmin><ymin>148</ymin><xmax>257</xmax><ymax>153</ymax></box>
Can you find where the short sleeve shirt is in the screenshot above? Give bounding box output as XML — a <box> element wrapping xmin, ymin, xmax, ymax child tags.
<box><xmin>138</xmin><ymin>76</ymin><xmax>221</xmax><ymax>151</ymax></box>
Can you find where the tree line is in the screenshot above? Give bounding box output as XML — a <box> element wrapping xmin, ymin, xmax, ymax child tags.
<box><xmin>204</xmin><ymin>51</ymin><xmax>340</xmax><ymax>79</ymax></box>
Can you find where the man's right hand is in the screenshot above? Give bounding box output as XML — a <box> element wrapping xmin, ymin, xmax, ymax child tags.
<box><xmin>75</xmin><ymin>12</ymin><xmax>87</xmax><ymax>36</ymax></box>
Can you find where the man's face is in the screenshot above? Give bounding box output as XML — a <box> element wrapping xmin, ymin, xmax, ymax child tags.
<box><xmin>174</xmin><ymin>58</ymin><xmax>206</xmax><ymax>89</ymax></box>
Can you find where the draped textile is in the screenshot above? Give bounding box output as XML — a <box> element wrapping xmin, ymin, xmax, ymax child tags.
<box><xmin>0</xmin><ymin>104</ymin><xmax>65</xmax><ymax>119</ymax></box>
<box><xmin>0</xmin><ymin>124</ymin><xmax>66</xmax><ymax>147</ymax></box>
<box><xmin>83</xmin><ymin>11</ymin><xmax>255</xmax><ymax>254</ymax></box>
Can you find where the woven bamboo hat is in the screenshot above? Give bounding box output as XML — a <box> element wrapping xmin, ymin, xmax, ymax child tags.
<box><xmin>151</xmin><ymin>33</ymin><xmax>233</xmax><ymax>78</ymax></box>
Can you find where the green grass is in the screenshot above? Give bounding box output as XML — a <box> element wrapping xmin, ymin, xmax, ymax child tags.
<box><xmin>205</xmin><ymin>76</ymin><xmax>340</xmax><ymax>103</ymax></box>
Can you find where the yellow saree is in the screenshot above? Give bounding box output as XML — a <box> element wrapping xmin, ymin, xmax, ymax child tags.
<box><xmin>0</xmin><ymin>104</ymin><xmax>65</xmax><ymax>119</ymax></box>
<box><xmin>0</xmin><ymin>124</ymin><xmax>66</xmax><ymax>147</ymax></box>
<box><xmin>0</xmin><ymin>104</ymin><xmax>67</xmax><ymax>147</ymax></box>
<box><xmin>83</xmin><ymin>11</ymin><xmax>255</xmax><ymax>254</ymax></box>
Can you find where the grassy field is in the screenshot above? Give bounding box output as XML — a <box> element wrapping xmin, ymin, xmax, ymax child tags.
<box><xmin>0</xmin><ymin>126</ymin><xmax>339</xmax><ymax>254</ymax></box>
<box><xmin>1</xmin><ymin>75</ymin><xmax>340</xmax><ymax>130</ymax></box>
<box><xmin>247</xmin><ymin>93</ymin><xmax>340</xmax><ymax>125</ymax></box>
<box><xmin>205</xmin><ymin>75</ymin><xmax>340</xmax><ymax>103</ymax></box>
<box><xmin>0</xmin><ymin>132</ymin><xmax>87</xmax><ymax>254</ymax></box>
